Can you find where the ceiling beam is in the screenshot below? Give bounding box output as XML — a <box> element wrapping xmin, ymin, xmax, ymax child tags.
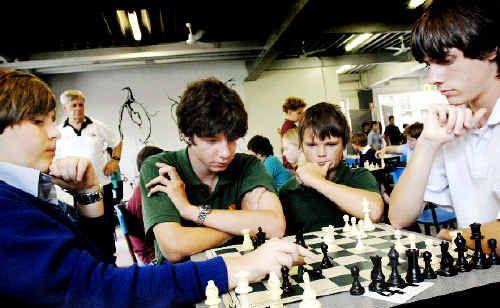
<box><xmin>322</xmin><ymin>22</ymin><xmax>410</xmax><ymax>34</ymax></box>
<box><xmin>245</xmin><ymin>0</ymin><xmax>310</xmax><ymax>81</ymax></box>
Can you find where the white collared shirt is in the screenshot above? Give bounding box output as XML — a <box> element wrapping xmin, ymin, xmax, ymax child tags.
<box><xmin>424</xmin><ymin>98</ymin><xmax>500</xmax><ymax>228</ymax></box>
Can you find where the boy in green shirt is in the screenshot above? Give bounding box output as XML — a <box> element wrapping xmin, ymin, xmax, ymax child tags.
<box><xmin>141</xmin><ymin>78</ymin><xmax>286</xmax><ymax>264</ymax></box>
<box><xmin>280</xmin><ymin>102</ymin><xmax>384</xmax><ymax>234</ymax></box>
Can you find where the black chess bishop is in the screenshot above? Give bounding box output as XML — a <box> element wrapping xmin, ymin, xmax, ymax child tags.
<box><xmin>422</xmin><ymin>251</ymin><xmax>437</xmax><ymax>279</ymax></box>
<box><xmin>437</xmin><ymin>241</ymin><xmax>458</xmax><ymax>277</ymax></box>
<box><xmin>454</xmin><ymin>232</ymin><xmax>472</xmax><ymax>272</ymax></box>
<box><xmin>320</xmin><ymin>242</ymin><xmax>333</xmax><ymax>269</ymax></box>
<box><xmin>386</xmin><ymin>247</ymin><xmax>406</xmax><ymax>288</ymax></box>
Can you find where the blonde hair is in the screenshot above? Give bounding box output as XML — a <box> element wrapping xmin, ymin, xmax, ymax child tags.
<box><xmin>281</xmin><ymin>128</ymin><xmax>299</xmax><ymax>146</ymax></box>
<box><xmin>60</xmin><ymin>89</ymin><xmax>86</xmax><ymax>105</ymax></box>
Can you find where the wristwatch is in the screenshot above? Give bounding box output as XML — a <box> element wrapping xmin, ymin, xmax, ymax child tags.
<box><xmin>112</xmin><ymin>156</ymin><xmax>120</xmax><ymax>161</ymax></box>
<box><xmin>197</xmin><ymin>204</ymin><xmax>212</xmax><ymax>225</ymax></box>
<box><xmin>75</xmin><ymin>187</ymin><xmax>103</xmax><ymax>205</ymax></box>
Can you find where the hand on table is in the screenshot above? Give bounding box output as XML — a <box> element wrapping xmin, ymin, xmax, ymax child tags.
<box><xmin>437</xmin><ymin>228</ymin><xmax>452</xmax><ymax>241</ymax></box>
<box><xmin>224</xmin><ymin>238</ymin><xmax>315</xmax><ymax>289</ymax></box>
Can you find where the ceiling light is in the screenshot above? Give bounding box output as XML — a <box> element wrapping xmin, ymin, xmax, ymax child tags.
<box><xmin>141</xmin><ymin>9</ymin><xmax>152</xmax><ymax>35</ymax></box>
<box><xmin>345</xmin><ymin>33</ymin><xmax>373</xmax><ymax>52</ymax></box>
<box><xmin>128</xmin><ymin>11</ymin><xmax>142</xmax><ymax>41</ymax></box>
<box><xmin>336</xmin><ymin>65</ymin><xmax>356</xmax><ymax>74</ymax></box>
<box><xmin>408</xmin><ymin>0</ymin><xmax>425</xmax><ymax>9</ymax></box>
<box><xmin>116</xmin><ymin>10</ymin><xmax>130</xmax><ymax>36</ymax></box>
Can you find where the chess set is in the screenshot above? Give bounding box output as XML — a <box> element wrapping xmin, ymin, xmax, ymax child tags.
<box><xmin>203</xmin><ymin>203</ymin><xmax>499</xmax><ymax>308</ymax></box>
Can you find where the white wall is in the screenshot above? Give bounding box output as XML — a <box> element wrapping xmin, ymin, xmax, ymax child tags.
<box><xmin>244</xmin><ymin>65</ymin><xmax>341</xmax><ymax>154</ymax></box>
<box><xmin>48</xmin><ymin>60</ymin><xmax>248</xmax><ymax>197</ymax></box>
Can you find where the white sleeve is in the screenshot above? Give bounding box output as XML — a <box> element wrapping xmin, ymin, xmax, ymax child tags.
<box><xmin>423</xmin><ymin>148</ymin><xmax>453</xmax><ymax>206</ymax></box>
<box><xmin>95</xmin><ymin>120</ymin><xmax>120</xmax><ymax>149</ymax></box>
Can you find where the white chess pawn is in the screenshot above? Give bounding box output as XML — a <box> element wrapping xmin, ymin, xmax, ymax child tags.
<box><xmin>394</xmin><ymin>229</ymin><xmax>405</xmax><ymax>253</ymax></box>
<box><xmin>363</xmin><ymin>161</ymin><xmax>369</xmax><ymax>169</ymax></box>
<box><xmin>350</xmin><ymin>217</ymin><xmax>359</xmax><ymax>237</ymax></box>
<box><xmin>425</xmin><ymin>239</ymin><xmax>437</xmax><ymax>263</ymax></box>
<box><xmin>235</xmin><ymin>271</ymin><xmax>253</xmax><ymax>294</ymax></box>
<box><xmin>241</xmin><ymin>228</ymin><xmax>254</xmax><ymax>251</ymax></box>
<box><xmin>354</xmin><ymin>233</ymin><xmax>365</xmax><ymax>253</ymax></box>
<box><xmin>268</xmin><ymin>272</ymin><xmax>283</xmax><ymax>308</ymax></box>
<box><xmin>362</xmin><ymin>198</ymin><xmax>375</xmax><ymax>231</ymax></box>
<box><xmin>357</xmin><ymin>220</ymin><xmax>367</xmax><ymax>238</ymax></box>
<box><xmin>299</xmin><ymin>272</ymin><xmax>322</xmax><ymax>308</ymax></box>
<box><xmin>409</xmin><ymin>233</ymin><xmax>417</xmax><ymax>250</ymax></box>
<box><xmin>205</xmin><ymin>280</ymin><xmax>221</xmax><ymax>308</ymax></box>
<box><xmin>342</xmin><ymin>215</ymin><xmax>351</xmax><ymax>233</ymax></box>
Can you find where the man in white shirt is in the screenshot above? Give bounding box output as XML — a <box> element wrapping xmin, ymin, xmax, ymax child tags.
<box><xmin>56</xmin><ymin>89</ymin><xmax>123</xmax><ymax>264</ymax></box>
<box><xmin>389</xmin><ymin>0</ymin><xmax>500</xmax><ymax>254</ymax></box>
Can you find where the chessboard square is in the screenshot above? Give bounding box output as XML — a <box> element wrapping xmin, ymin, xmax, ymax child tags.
<box><xmin>249</xmin><ymin>281</ymin><xmax>267</xmax><ymax>292</ymax></box>
<box><xmin>322</xmin><ymin>265</ymin><xmax>351</xmax><ymax>278</ymax></box>
<box><xmin>304</xmin><ymin>234</ymin><xmax>319</xmax><ymax>240</ymax></box>
<box><xmin>335</xmin><ymin>237</ymin><xmax>356</xmax><ymax>245</ymax></box>
<box><xmin>334</xmin><ymin>255</ymin><xmax>367</xmax><ymax>265</ymax></box>
<box><xmin>337</xmin><ymin>242</ymin><xmax>357</xmax><ymax>249</ymax></box>
<box><xmin>309</xmin><ymin>242</ymin><xmax>324</xmax><ymax>250</ymax></box>
<box><xmin>373</xmin><ymin>227</ymin><xmax>386</xmax><ymax>232</ymax></box>
<box><xmin>328</xmin><ymin>250</ymin><xmax>352</xmax><ymax>258</ymax></box>
<box><xmin>370</xmin><ymin>230</ymin><xmax>394</xmax><ymax>237</ymax></box>
<box><xmin>281</xmin><ymin>284</ymin><xmax>304</xmax><ymax>298</ymax></box>
<box><xmin>416</xmin><ymin>241</ymin><xmax>426</xmax><ymax>250</ymax></box>
<box><xmin>346</xmin><ymin>246</ymin><xmax>378</xmax><ymax>255</ymax></box>
<box><xmin>352</xmin><ymin>260</ymin><xmax>373</xmax><ymax>271</ymax></box>
<box><xmin>359</xmin><ymin>269</ymin><xmax>372</xmax><ymax>281</ymax></box>
<box><xmin>326</xmin><ymin>244</ymin><xmax>344</xmax><ymax>253</ymax></box>
<box><xmin>371</xmin><ymin>242</ymin><xmax>395</xmax><ymax>250</ymax></box>
<box><xmin>363</xmin><ymin>237</ymin><xmax>388</xmax><ymax>245</ymax></box>
<box><xmin>329</xmin><ymin>274</ymin><xmax>367</xmax><ymax>287</ymax></box>
<box><xmin>301</xmin><ymin>278</ymin><xmax>337</xmax><ymax>294</ymax></box>
<box><xmin>215</xmin><ymin>247</ymin><xmax>238</xmax><ymax>255</ymax></box>
<box><xmin>380</xmin><ymin>235</ymin><xmax>407</xmax><ymax>241</ymax></box>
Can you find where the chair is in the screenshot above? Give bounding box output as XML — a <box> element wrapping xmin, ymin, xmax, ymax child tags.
<box><xmin>416</xmin><ymin>202</ymin><xmax>457</xmax><ymax>235</ymax></box>
<box><xmin>114</xmin><ymin>204</ymin><xmax>138</xmax><ymax>264</ymax></box>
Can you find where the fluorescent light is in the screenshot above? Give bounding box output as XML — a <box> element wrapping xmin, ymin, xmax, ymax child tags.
<box><xmin>336</xmin><ymin>65</ymin><xmax>356</xmax><ymax>74</ymax></box>
<box><xmin>345</xmin><ymin>33</ymin><xmax>373</xmax><ymax>51</ymax></box>
<box><xmin>141</xmin><ymin>9</ymin><xmax>152</xmax><ymax>34</ymax></box>
<box><xmin>128</xmin><ymin>11</ymin><xmax>142</xmax><ymax>41</ymax></box>
<box><xmin>408</xmin><ymin>0</ymin><xmax>425</xmax><ymax>9</ymax></box>
<box><xmin>116</xmin><ymin>10</ymin><xmax>130</xmax><ymax>36</ymax></box>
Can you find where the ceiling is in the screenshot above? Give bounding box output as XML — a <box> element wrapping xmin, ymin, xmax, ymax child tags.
<box><xmin>0</xmin><ymin>0</ymin><xmax>428</xmax><ymax>78</ymax></box>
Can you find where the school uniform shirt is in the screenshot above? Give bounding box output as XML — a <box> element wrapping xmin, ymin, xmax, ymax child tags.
<box><xmin>424</xmin><ymin>98</ymin><xmax>500</xmax><ymax>229</ymax></box>
<box><xmin>279</xmin><ymin>162</ymin><xmax>380</xmax><ymax>234</ymax></box>
<box><xmin>56</xmin><ymin>116</ymin><xmax>120</xmax><ymax>186</ymax></box>
<box><xmin>141</xmin><ymin>148</ymin><xmax>277</xmax><ymax>264</ymax></box>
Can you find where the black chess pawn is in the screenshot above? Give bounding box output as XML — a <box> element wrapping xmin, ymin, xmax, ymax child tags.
<box><xmin>422</xmin><ymin>251</ymin><xmax>437</xmax><ymax>279</ymax></box>
<box><xmin>455</xmin><ymin>233</ymin><xmax>472</xmax><ymax>272</ymax></box>
<box><xmin>296</xmin><ymin>264</ymin><xmax>305</xmax><ymax>283</ymax></box>
<box><xmin>386</xmin><ymin>247</ymin><xmax>406</xmax><ymax>288</ymax></box>
<box><xmin>437</xmin><ymin>241</ymin><xmax>458</xmax><ymax>277</ymax></box>
<box><xmin>487</xmin><ymin>238</ymin><xmax>499</xmax><ymax>265</ymax></box>
<box><xmin>251</xmin><ymin>236</ymin><xmax>260</xmax><ymax>249</ymax></box>
<box><xmin>307</xmin><ymin>264</ymin><xmax>323</xmax><ymax>280</ymax></box>
<box><xmin>280</xmin><ymin>266</ymin><xmax>293</xmax><ymax>293</ymax></box>
<box><xmin>369</xmin><ymin>255</ymin><xmax>388</xmax><ymax>292</ymax></box>
<box><xmin>349</xmin><ymin>266</ymin><xmax>365</xmax><ymax>296</ymax></box>
<box><xmin>320</xmin><ymin>242</ymin><xmax>333</xmax><ymax>269</ymax></box>
<box><xmin>295</xmin><ymin>228</ymin><xmax>308</xmax><ymax>248</ymax></box>
<box><xmin>405</xmin><ymin>249</ymin><xmax>424</xmax><ymax>283</ymax></box>
<box><xmin>470</xmin><ymin>223</ymin><xmax>490</xmax><ymax>269</ymax></box>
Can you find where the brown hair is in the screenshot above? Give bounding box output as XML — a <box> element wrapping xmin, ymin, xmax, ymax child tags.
<box><xmin>351</xmin><ymin>132</ymin><xmax>368</xmax><ymax>147</ymax></box>
<box><xmin>298</xmin><ymin>102</ymin><xmax>350</xmax><ymax>147</ymax></box>
<box><xmin>404</xmin><ymin>122</ymin><xmax>424</xmax><ymax>139</ymax></box>
<box><xmin>282</xmin><ymin>97</ymin><xmax>306</xmax><ymax>113</ymax></box>
<box><xmin>176</xmin><ymin>77</ymin><xmax>248</xmax><ymax>142</ymax></box>
<box><xmin>411</xmin><ymin>0</ymin><xmax>499</xmax><ymax>75</ymax></box>
<box><xmin>0</xmin><ymin>70</ymin><xmax>56</xmax><ymax>134</ymax></box>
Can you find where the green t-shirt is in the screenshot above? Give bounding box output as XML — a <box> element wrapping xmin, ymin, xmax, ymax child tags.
<box><xmin>279</xmin><ymin>163</ymin><xmax>380</xmax><ymax>235</ymax></box>
<box><xmin>140</xmin><ymin>147</ymin><xmax>277</xmax><ymax>264</ymax></box>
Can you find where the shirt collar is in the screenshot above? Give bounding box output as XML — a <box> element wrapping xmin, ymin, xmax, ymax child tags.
<box><xmin>177</xmin><ymin>147</ymin><xmax>232</xmax><ymax>187</ymax></box>
<box><xmin>361</xmin><ymin>146</ymin><xmax>370</xmax><ymax>154</ymax></box>
<box><xmin>0</xmin><ymin>163</ymin><xmax>40</xmax><ymax>198</ymax></box>
<box><xmin>63</xmin><ymin>116</ymin><xmax>93</xmax><ymax>135</ymax></box>
<box><xmin>486</xmin><ymin>97</ymin><xmax>500</xmax><ymax>126</ymax></box>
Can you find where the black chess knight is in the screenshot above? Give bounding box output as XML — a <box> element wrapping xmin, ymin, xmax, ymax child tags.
<box><xmin>437</xmin><ymin>241</ymin><xmax>458</xmax><ymax>277</ymax></box>
<box><xmin>369</xmin><ymin>255</ymin><xmax>388</xmax><ymax>292</ymax></box>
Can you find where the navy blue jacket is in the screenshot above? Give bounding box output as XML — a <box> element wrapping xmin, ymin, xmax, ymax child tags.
<box><xmin>0</xmin><ymin>182</ymin><xmax>228</xmax><ymax>307</ymax></box>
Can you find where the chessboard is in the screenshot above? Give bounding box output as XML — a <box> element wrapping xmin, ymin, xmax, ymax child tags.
<box><xmin>204</xmin><ymin>223</ymin><xmax>469</xmax><ymax>308</ymax></box>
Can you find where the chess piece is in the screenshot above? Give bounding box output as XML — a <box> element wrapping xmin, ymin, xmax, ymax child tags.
<box><xmin>299</xmin><ymin>272</ymin><xmax>322</xmax><ymax>308</ymax></box>
<box><xmin>405</xmin><ymin>249</ymin><xmax>423</xmax><ymax>283</ymax></box>
<box><xmin>235</xmin><ymin>271</ymin><xmax>253</xmax><ymax>294</ymax></box>
<box><xmin>350</xmin><ymin>217</ymin><xmax>359</xmax><ymax>236</ymax></box>
<box><xmin>425</xmin><ymin>239</ymin><xmax>437</xmax><ymax>263</ymax></box>
<box><xmin>320</xmin><ymin>242</ymin><xmax>333</xmax><ymax>269</ymax></box>
<box><xmin>342</xmin><ymin>215</ymin><xmax>351</xmax><ymax>233</ymax></box>
<box><xmin>386</xmin><ymin>247</ymin><xmax>406</xmax><ymax>288</ymax></box>
<box><xmin>362</xmin><ymin>198</ymin><xmax>375</xmax><ymax>231</ymax></box>
<box><xmin>394</xmin><ymin>230</ymin><xmax>405</xmax><ymax>254</ymax></box>
<box><xmin>454</xmin><ymin>233</ymin><xmax>472</xmax><ymax>272</ymax></box>
<box><xmin>354</xmin><ymin>233</ymin><xmax>365</xmax><ymax>253</ymax></box>
<box><xmin>368</xmin><ymin>255</ymin><xmax>387</xmax><ymax>292</ymax></box>
<box><xmin>487</xmin><ymin>238</ymin><xmax>499</xmax><ymax>265</ymax></box>
<box><xmin>358</xmin><ymin>220</ymin><xmax>367</xmax><ymax>238</ymax></box>
<box><xmin>349</xmin><ymin>266</ymin><xmax>365</xmax><ymax>296</ymax></box>
<box><xmin>323</xmin><ymin>225</ymin><xmax>336</xmax><ymax>249</ymax></box>
<box><xmin>296</xmin><ymin>228</ymin><xmax>308</xmax><ymax>248</ymax></box>
<box><xmin>205</xmin><ymin>280</ymin><xmax>221</xmax><ymax>308</ymax></box>
<box><xmin>470</xmin><ymin>223</ymin><xmax>491</xmax><ymax>269</ymax></box>
<box><xmin>306</xmin><ymin>264</ymin><xmax>323</xmax><ymax>280</ymax></box>
<box><xmin>241</xmin><ymin>229</ymin><xmax>254</xmax><ymax>251</ymax></box>
<box><xmin>449</xmin><ymin>230</ymin><xmax>459</xmax><ymax>253</ymax></box>
<box><xmin>268</xmin><ymin>272</ymin><xmax>283</xmax><ymax>308</ymax></box>
<box><xmin>422</xmin><ymin>251</ymin><xmax>437</xmax><ymax>279</ymax></box>
<box><xmin>256</xmin><ymin>226</ymin><xmax>266</xmax><ymax>247</ymax></box>
<box><xmin>437</xmin><ymin>241</ymin><xmax>458</xmax><ymax>277</ymax></box>
<box><xmin>280</xmin><ymin>266</ymin><xmax>293</xmax><ymax>294</ymax></box>
<box><xmin>296</xmin><ymin>264</ymin><xmax>305</xmax><ymax>283</ymax></box>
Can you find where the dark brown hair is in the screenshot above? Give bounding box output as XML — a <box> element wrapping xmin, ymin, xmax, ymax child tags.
<box><xmin>247</xmin><ymin>135</ymin><xmax>274</xmax><ymax>157</ymax></box>
<box><xmin>0</xmin><ymin>70</ymin><xmax>56</xmax><ymax>134</ymax></box>
<box><xmin>282</xmin><ymin>97</ymin><xmax>306</xmax><ymax>113</ymax></box>
<box><xmin>298</xmin><ymin>102</ymin><xmax>350</xmax><ymax>147</ymax></box>
<box><xmin>404</xmin><ymin>122</ymin><xmax>424</xmax><ymax>139</ymax></box>
<box><xmin>136</xmin><ymin>146</ymin><xmax>163</xmax><ymax>171</ymax></box>
<box><xmin>176</xmin><ymin>77</ymin><xmax>248</xmax><ymax>142</ymax></box>
<box><xmin>351</xmin><ymin>132</ymin><xmax>368</xmax><ymax>147</ymax></box>
<box><xmin>411</xmin><ymin>0</ymin><xmax>499</xmax><ymax>75</ymax></box>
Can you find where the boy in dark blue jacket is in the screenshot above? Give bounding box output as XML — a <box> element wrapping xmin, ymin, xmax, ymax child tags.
<box><xmin>0</xmin><ymin>70</ymin><xmax>312</xmax><ymax>307</ymax></box>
